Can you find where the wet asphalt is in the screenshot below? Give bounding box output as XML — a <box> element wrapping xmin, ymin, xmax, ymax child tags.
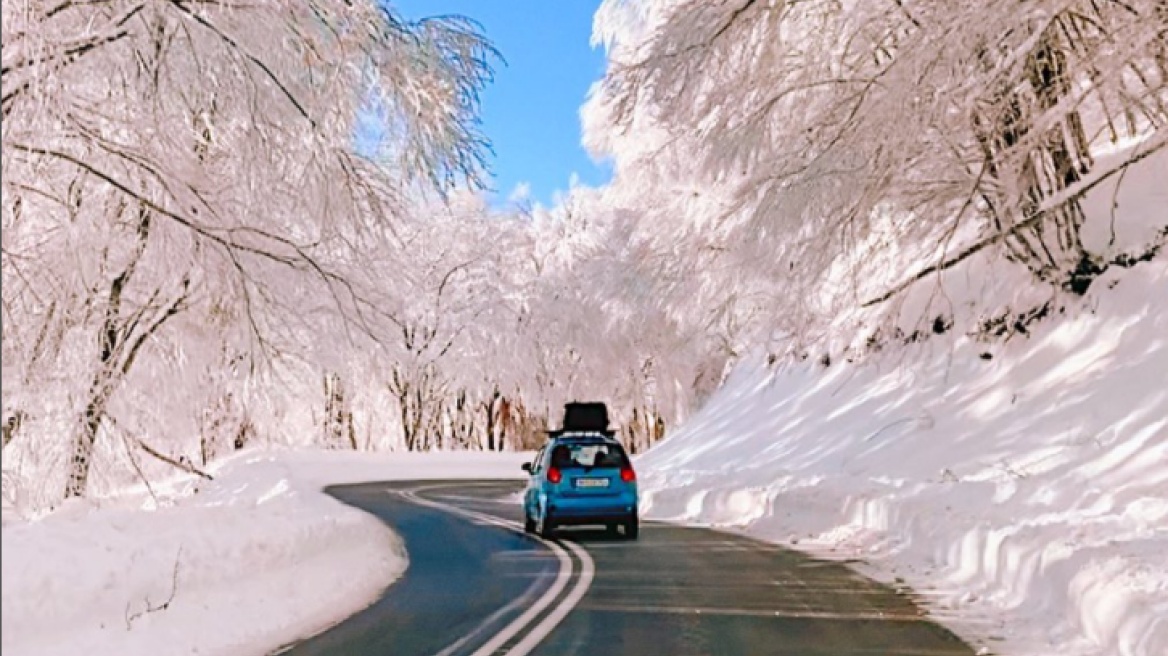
<box><xmin>277</xmin><ymin>480</ymin><xmax>975</xmax><ymax>656</ymax></box>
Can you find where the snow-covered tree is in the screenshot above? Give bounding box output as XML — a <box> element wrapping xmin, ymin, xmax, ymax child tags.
<box><xmin>1</xmin><ymin>0</ymin><xmax>496</xmax><ymax>501</ymax></box>
<box><xmin>587</xmin><ymin>0</ymin><xmax>1168</xmax><ymax>345</ymax></box>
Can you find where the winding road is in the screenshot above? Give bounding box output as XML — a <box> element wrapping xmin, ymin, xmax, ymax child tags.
<box><xmin>278</xmin><ymin>480</ymin><xmax>974</xmax><ymax>656</ymax></box>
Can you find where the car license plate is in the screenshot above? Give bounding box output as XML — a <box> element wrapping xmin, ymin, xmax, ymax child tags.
<box><xmin>576</xmin><ymin>478</ymin><xmax>609</xmax><ymax>489</ymax></box>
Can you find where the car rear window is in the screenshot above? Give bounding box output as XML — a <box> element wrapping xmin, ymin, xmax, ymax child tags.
<box><xmin>550</xmin><ymin>442</ymin><xmax>628</xmax><ymax>469</ymax></box>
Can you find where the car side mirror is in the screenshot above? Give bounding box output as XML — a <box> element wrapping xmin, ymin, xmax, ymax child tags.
<box><xmin>521</xmin><ymin>462</ymin><xmax>532</xmax><ymax>473</ymax></box>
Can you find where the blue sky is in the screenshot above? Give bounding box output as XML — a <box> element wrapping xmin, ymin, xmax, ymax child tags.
<box><xmin>391</xmin><ymin>0</ymin><xmax>611</xmax><ymax>206</ymax></box>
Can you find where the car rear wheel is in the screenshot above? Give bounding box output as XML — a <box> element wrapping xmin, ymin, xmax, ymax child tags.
<box><xmin>537</xmin><ymin>512</ymin><xmax>556</xmax><ymax>539</ymax></box>
<box><xmin>523</xmin><ymin>512</ymin><xmax>536</xmax><ymax>534</ymax></box>
<box><xmin>624</xmin><ymin>516</ymin><xmax>639</xmax><ymax>540</ymax></box>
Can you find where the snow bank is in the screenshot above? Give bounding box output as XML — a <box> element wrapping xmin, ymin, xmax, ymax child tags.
<box><xmin>638</xmin><ymin>259</ymin><xmax>1168</xmax><ymax>656</ymax></box>
<box><xmin>1</xmin><ymin>449</ymin><xmax>528</xmax><ymax>656</ymax></box>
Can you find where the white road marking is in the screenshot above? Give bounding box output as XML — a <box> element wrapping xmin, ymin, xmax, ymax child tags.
<box><xmin>504</xmin><ymin>539</ymin><xmax>594</xmax><ymax>656</ymax></box>
<box><xmin>428</xmin><ymin>493</ymin><xmax>521</xmax><ymax>506</ymax></box>
<box><xmin>464</xmin><ymin>543</ymin><xmax>569</xmax><ymax>656</ymax></box>
<box><xmin>430</xmin><ymin>574</ymin><xmax>546</xmax><ymax>656</ymax></box>
<box><xmin>570</xmin><ymin>603</ymin><xmax>935</xmax><ymax>622</ymax></box>
<box><xmin>394</xmin><ymin>484</ymin><xmax>596</xmax><ymax>656</ymax></box>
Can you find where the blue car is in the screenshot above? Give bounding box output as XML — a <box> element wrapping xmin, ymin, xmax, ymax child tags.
<box><xmin>521</xmin><ymin>433</ymin><xmax>639</xmax><ymax>540</ymax></box>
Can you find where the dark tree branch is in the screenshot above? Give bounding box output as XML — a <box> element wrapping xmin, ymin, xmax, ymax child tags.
<box><xmin>125</xmin><ymin>547</ymin><xmax>183</xmax><ymax>630</ymax></box>
<box><xmin>864</xmin><ymin>136</ymin><xmax>1168</xmax><ymax>307</ymax></box>
<box><xmin>167</xmin><ymin>0</ymin><xmax>315</xmax><ymax>127</ymax></box>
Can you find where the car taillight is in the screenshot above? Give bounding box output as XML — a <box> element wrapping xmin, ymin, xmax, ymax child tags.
<box><xmin>620</xmin><ymin>467</ymin><xmax>636</xmax><ymax>483</ymax></box>
<box><xmin>547</xmin><ymin>467</ymin><xmax>563</xmax><ymax>484</ymax></box>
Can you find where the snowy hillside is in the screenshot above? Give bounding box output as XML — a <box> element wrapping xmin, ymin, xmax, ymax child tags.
<box><xmin>638</xmin><ymin>249</ymin><xmax>1167</xmax><ymax>656</ymax></box>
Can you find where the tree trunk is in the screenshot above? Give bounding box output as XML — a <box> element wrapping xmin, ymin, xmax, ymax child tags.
<box><xmin>2</xmin><ymin>411</ymin><xmax>24</xmax><ymax>449</ymax></box>
<box><xmin>323</xmin><ymin>372</ymin><xmax>357</xmax><ymax>450</ymax></box>
<box><xmin>234</xmin><ymin>419</ymin><xmax>253</xmax><ymax>451</ymax></box>
<box><xmin>497</xmin><ymin>396</ymin><xmax>510</xmax><ymax>451</ymax></box>
<box><xmin>483</xmin><ymin>388</ymin><xmax>502</xmax><ymax>451</ymax></box>
<box><xmin>66</xmin><ymin>375</ymin><xmax>114</xmax><ymax>498</ymax></box>
<box><xmin>974</xmin><ymin>18</ymin><xmax>1095</xmax><ymax>286</ymax></box>
<box><xmin>65</xmin><ymin>273</ymin><xmax>127</xmax><ymax>498</ymax></box>
<box><xmin>65</xmin><ymin>205</ymin><xmax>152</xmax><ymax>499</ymax></box>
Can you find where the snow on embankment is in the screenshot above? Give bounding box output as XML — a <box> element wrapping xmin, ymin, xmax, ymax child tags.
<box><xmin>1</xmin><ymin>450</ymin><xmax>528</xmax><ymax>656</ymax></box>
<box><xmin>637</xmin><ymin>256</ymin><xmax>1168</xmax><ymax>656</ymax></box>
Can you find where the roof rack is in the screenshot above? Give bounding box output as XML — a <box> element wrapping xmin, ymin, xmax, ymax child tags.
<box><xmin>548</xmin><ymin>430</ymin><xmax>616</xmax><ymax>441</ymax></box>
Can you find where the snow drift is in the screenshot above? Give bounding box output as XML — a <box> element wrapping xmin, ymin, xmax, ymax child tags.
<box><xmin>637</xmin><ymin>254</ymin><xmax>1168</xmax><ymax>656</ymax></box>
<box><xmin>1</xmin><ymin>449</ymin><xmax>528</xmax><ymax>656</ymax></box>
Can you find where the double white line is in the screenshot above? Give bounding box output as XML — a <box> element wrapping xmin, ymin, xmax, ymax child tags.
<box><xmin>396</xmin><ymin>485</ymin><xmax>595</xmax><ymax>656</ymax></box>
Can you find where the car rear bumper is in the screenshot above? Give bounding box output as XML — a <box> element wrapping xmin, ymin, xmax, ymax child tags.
<box><xmin>551</xmin><ymin>512</ymin><xmax>634</xmax><ymax>526</ymax></box>
<box><xmin>547</xmin><ymin>494</ymin><xmax>637</xmax><ymax>525</ymax></box>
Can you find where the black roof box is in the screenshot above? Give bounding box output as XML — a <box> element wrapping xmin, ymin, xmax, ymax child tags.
<box><xmin>548</xmin><ymin>402</ymin><xmax>614</xmax><ymax>437</ymax></box>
